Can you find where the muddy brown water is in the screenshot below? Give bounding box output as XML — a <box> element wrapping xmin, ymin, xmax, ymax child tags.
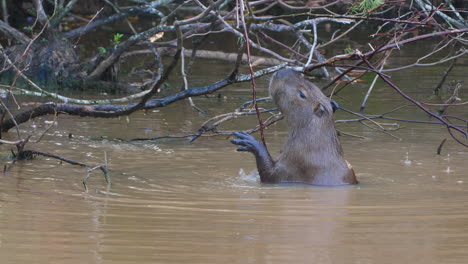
<box><xmin>0</xmin><ymin>46</ymin><xmax>467</xmax><ymax>263</ymax></box>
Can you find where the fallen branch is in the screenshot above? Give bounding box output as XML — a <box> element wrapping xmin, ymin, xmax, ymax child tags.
<box><xmin>63</xmin><ymin>0</ymin><xmax>175</xmax><ymax>39</ymax></box>
<box><xmin>2</xmin><ymin>137</ymin><xmax>110</xmax><ymax>190</ymax></box>
<box><xmin>438</xmin><ymin>81</ymin><xmax>462</xmax><ymax>116</ymax></box>
<box><xmin>303</xmin><ymin>28</ymin><xmax>468</xmax><ymax>73</ymax></box>
<box><xmin>0</xmin><ymin>64</ymin><xmax>286</xmax><ymax>132</ymax></box>
<box><xmin>0</xmin><ymin>20</ymin><xmax>31</xmax><ymax>44</ymax></box>
<box><xmin>358</xmin><ymin>53</ymin><xmax>467</xmax><ymax>146</ymax></box>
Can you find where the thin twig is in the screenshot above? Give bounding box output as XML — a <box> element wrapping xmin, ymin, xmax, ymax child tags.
<box><xmin>437</xmin><ymin>138</ymin><xmax>447</xmax><ymax>155</ymax></box>
<box><xmin>434</xmin><ymin>58</ymin><xmax>457</xmax><ymax>95</ymax></box>
<box><xmin>239</xmin><ymin>0</ymin><xmax>266</xmax><ymax>146</ymax></box>
<box><xmin>358</xmin><ymin>53</ymin><xmax>467</xmax><ymax>146</ymax></box>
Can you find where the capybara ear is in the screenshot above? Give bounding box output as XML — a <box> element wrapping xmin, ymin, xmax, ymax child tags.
<box><xmin>313</xmin><ymin>102</ymin><xmax>327</xmax><ymax>117</ymax></box>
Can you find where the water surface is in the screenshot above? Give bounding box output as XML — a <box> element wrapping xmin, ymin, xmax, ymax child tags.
<box><xmin>0</xmin><ymin>43</ymin><xmax>467</xmax><ymax>264</ymax></box>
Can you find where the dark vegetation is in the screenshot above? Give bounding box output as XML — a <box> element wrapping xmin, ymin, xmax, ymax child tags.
<box><xmin>0</xmin><ymin>0</ymin><xmax>466</xmax><ymax>188</ymax></box>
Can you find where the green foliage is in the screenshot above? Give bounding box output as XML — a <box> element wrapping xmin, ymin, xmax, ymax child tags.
<box><xmin>344</xmin><ymin>45</ymin><xmax>354</xmax><ymax>54</ymax></box>
<box><xmin>98</xmin><ymin>47</ymin><xmax>107</xmax><ymax>55</ymax></box>
<box><xmin>97</xmin><ymin>34</ymin><xmax>123</xmax><ymax>57</ymax></box>
<box><xmin>23</xmin><ymin>26</ymin><xmax>33</xmax><ymax>31</ymax></box>
<box><xmin>350</xmin><ymin>0</ymin><xmax>383</xmax><ymax>15</ymax></box>
<box><xmin>26</xmin><ymin>8</ymin><xmax>36</xmax><ymax>16</ymax></box>
<box><xmin>111</xmin><ymin>33</ymin><xmax>124</xmax><ymax>48</ymax></box>
<box><xmin>237</xmin><ymin>36</ymin><xmax>245</xmax><ymax>45</ymax></box>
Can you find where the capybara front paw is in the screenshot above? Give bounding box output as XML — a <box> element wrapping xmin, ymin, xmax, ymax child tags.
<box><xmin>230</xmin><ymin>132</ymin><xmax>259</xmax><ymax>152</ymax></box>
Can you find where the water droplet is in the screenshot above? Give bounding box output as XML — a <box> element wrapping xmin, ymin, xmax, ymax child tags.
<box><xmin>402</xmin><ymin>151</ymin><xmax>411</xmax><ymax>165</ymax></box>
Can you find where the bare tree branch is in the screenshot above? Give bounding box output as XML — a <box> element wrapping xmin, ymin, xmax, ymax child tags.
<box><xmin>0</xmin><ymin>20</ymin><xmax>31</xmax><ymax>44</ymax></box>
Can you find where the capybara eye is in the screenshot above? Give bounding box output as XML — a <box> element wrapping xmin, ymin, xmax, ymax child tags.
<box><xmin>298</xmin><ymin>90</ymin><xmax>307</xmax><ymax>99</ymax></box>
<box><xmin>330</xmin><ymin>99</ymin><xmax>339</xmax><ymax>113</ymax></box>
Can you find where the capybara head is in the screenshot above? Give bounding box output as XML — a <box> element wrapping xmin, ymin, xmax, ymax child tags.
<box><xmin>269</xmin><ymin>69</ymin><xmax>333</xmax><ymax>127</ymax></box>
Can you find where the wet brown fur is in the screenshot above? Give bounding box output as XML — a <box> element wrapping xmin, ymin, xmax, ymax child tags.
<box><xmin>268</xmin><ymin>69</ymin><xmax>357</xmax><ymax>185</ymax></box>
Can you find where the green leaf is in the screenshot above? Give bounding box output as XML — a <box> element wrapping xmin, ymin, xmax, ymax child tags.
<box><xmin>350</xmin><ymin>0</ymin><xmax>383</xmax><ymax>15</ymax></box>
<box><xmin>98</xmin><ymin>47</ymin><xmax>107</xmax><ymax>54</ymax></box>
<box><xmin>111</xmin><ymin>33</ymin><xmax>124</xmax><ymax>48</ymax></box>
